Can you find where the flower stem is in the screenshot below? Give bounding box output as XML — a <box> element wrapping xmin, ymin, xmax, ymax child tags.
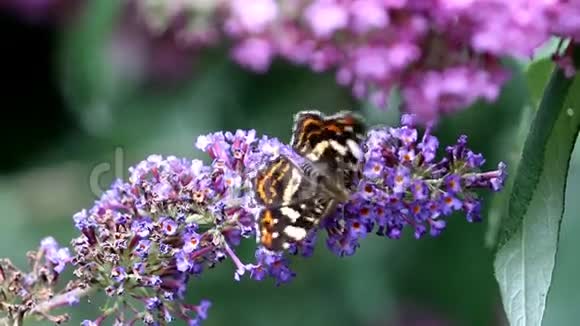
<box><xmin>35</xmin><ymin>286</ymin><xmax>92</xmax><ymax>313</ymax></box>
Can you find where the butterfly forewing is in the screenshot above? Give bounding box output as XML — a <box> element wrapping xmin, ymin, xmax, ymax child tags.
<box><xmin>291</xmin><ymin>110</ymin><xmax>366</xmax><ymax>167</ymax></box>
<box><xmin>254</xmin><ymin>156</ymin><xmax>294</xmax><ymax>206</ymax></box>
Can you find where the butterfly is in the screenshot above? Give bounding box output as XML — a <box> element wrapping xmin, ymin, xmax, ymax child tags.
<box><xmin>253</xmin><ymin>110</ymin><xmax>366</xmax><ymax>251</ymax></box>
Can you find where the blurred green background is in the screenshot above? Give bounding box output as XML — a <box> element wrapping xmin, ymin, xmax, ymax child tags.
<box><xmin>1</xmin><ymin>2</ymin><xmax>579</xmax><ymax>326</ymax></box>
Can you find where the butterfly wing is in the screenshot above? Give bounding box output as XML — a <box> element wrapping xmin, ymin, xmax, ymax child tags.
<box><xmin>254</xmin><ymin>155</ymin><xmax>336</xmax><ymax>251</ymax></box>
<box><xmin>290</xmin><ymin>110</ymin><xmax>366</xmax><ymax>192</ymax></box>
<box><xmin>254</xmin><ymin>156</ymin><xmax>294</xmax><ymax>207</ymax></box>
<box><xmin>257</xmin><ymin>196</ymin><xmax>337</xmax><ymax>251</ymax></box>
<box><xmin>254</xmin><ymin>110</ymin><xmax>367</xmax><ymax>251</ymax></box>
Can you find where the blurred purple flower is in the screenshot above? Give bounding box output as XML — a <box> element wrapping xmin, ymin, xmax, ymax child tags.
<box><xmin>228</xmin><ymin>0</ymin><xmax>279</xmax><ymax>34</ymax></box>
<box><xmin>8</xmin><ymin>0</ymin><xmax>580</xmax><ymax>121</ymax></box>
<box><xmin>304</xmin><ymin>1</ymin><xmax>349</xmax><ymax>38</ymax></box>
<box><xmin>231</xmin><ymin>37</ymin><xmax>275</xmax><ymax>72</ymax></box>
<box><xmin>123</xmin><ymin>0</ymin><xmax>580</xmax><ymax>123</ymax></box>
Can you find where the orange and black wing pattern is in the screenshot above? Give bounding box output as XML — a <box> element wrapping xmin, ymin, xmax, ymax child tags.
<box><xmin>254</xmin><ymin>155</ymin><xmax>333</xmax><ymax>250</ymax></box>
<box><xmin>290</xmin><ymin>110</ymin><xmax>366</xmax><ymax>168</ymax></box>
<box><xmin>254</xmin><ymin>111</ymin><xmax>367</xmax><ymax>251</ymax></box>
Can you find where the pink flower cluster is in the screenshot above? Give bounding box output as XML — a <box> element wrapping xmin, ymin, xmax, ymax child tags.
<box><xmin>138</xmin><ymin>1</ymin><xmax>580</xmax><ymax>122</ymax></box>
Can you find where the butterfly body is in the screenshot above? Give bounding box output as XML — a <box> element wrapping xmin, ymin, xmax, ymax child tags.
<box><xmin>254</xmin><ymin>111</ymin><xmax>366</xmax><ymax>251</ymax></box>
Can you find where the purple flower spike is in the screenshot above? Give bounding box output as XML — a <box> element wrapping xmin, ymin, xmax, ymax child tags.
<box><xmin>321</xmin><ymin>113</ymin><xmax>507</xmax><ymax>248</ymax></box>
<box><xmin>61</xmin><ymin>113</ymin><xmax>506</xmax><ymax>325</ymax></box>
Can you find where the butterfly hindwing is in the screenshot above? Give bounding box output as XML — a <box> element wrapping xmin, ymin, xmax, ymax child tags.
<box><xmin>258</xmin><ymin>196</ymin><xmax>336</xmax><ymax>251</ymax></box>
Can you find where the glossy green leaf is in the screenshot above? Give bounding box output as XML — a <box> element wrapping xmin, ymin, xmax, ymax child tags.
<box><xmin>494</xmin><ymin>48</ymin><xmax>580</xmax><ymax>326</ymax></box>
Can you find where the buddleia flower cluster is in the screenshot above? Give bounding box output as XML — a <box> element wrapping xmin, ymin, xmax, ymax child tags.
<box><xmin>322</xmin><ymin>116</ymin><xmax>506</xmax><ymax>255</ymax></box>
<box><xmin>132</xmin><ymin>0</ymin><xmax>580</xmax><ymax>123</ymax></box>
<box><xmin>1</xmin><ymin>114</ymin><xmax>506</xmax><ymax>325</ymax></box>
<box><xmin>0</xmin><ymin>238</ymin><xmax>79</xmax><ymax>325</ymax></box>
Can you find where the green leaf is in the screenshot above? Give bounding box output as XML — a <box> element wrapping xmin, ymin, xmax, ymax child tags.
<box><xmin>485</xmin><ymin>58</ymin><xmax>552</xmax><ymax>248</ymax></box>
<box><xmin>494</xmin><ymin>48</ymin><xmax>580</xmax><ymax>326</ymax></box>
<box><xmin>526</xmin><ymin>58</ymin><xmax>556</xmax><ymax>106</ymax></box>
<box><xmin>484</xmin><ymin>104</ymin><xmax>535</xmax><ymax>248</ymax></box>
<box><xmin>542</xmin><ymin>135</ymin><xmax>580</xmax><ymax>326</ymax></box>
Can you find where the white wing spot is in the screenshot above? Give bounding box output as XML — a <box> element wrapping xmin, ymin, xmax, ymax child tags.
<box><xmin>304</xmin><ymin>215</ymin><xmax>316</xmax><ymax>222</ymax></box>
<box><xmin>346</xmin><ymin>139</ymin><xmax>363</xmax><ymax>160</ymax></box>
<box><xmin>283</xmin><ymin>226</ymin><xmax>308</xmax><ymax>241</ymax></box>
<box><xmin>329</xmin><ymin>140</ymin><xmax>347</xmax><ymax>155</ymax></box>
<box><xmin>280</xmin><ymin>207</ymin><xmax>301</xmax><ymax>223</ymax></box>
